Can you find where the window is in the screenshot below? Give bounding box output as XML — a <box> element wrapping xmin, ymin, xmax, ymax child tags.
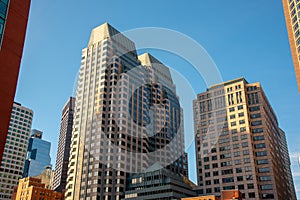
<box><xmin>249</xmin><ymin>193</ymin><xmax>256</xmax><ymax>198</ymax></box>
<box><xmin>258</xmin><ymin>167</ymin><xmax>270</xmax><ymax>173</ymax></box>
<box><xmin>250</xmin><ymin>113</ymin><xmax>261</xmax><ymax>119</ymax></box>
<box><xmin>253</xmin><ymin>135</ymin><xmax>264</xmax><ymax>141</ymax></box>
<box><xmin>236</xmin><ymin>168</ymin><xmax>243</xmax><ymax>173</ymax></box>
<box><xmin>229</xmin><ymin>107</ymin><xmax>235</xmax><ymax>112</ymax></box>
<box><xmin>231</xmin><ymin>129</ymin><xmax>237</xmax><ymax>134</ymax></box>
<box><xmin>235</xmin><ymin>159</ymin><xmax>241</xmax><ymax>165</ymax></box>
<box><xmin>222</xmin><ymin>169</ymin><xmax>233</xmax><ymax>175</ymax></box>
<box><xmin>238</xmin><ymin>184</ymin><xmax>244</xmax><ymax>190</ymax></box>
<box><xmin>248</xmin><ymin>183</ymin><xmax>254</xmax><ymax>189</ymax></box>
<box><xmin>206</xmin><ymin>188</ymin><xmax>212</xmax><ymax>193</ymax></box>
<box><xmin>221</xmin><ymin>161</ymin><xmax>232</xmax><ymax>167</ymax></box>
<box><xmin>213</xmin><ymin>171</ymin><xmax>219</xmax><ymax>176</ymax></box>
<box><xmin>234</xmin><ymin>151</ymin><xmax>240</xmax><ymax>157</ymax></box>
<box><xmin>241</xmin><ymin>134</ymin><xmax>247</xmax><ymax>140</ymax></box>
<box><xmin>231</xmin><ymin>122</ymin><xmax>236</xmax><ymax>126</ymax></box>
<box><xmin>222</xmin><ymin>177</ymin><xmax>234</xmax><ymax>183</ymax></box>
<box><xmin>251</xmin><ymin>120</ymin><xmax>262</xmax><ymax>126</ymax></box>
<box><xmin>232</xmin><ymin>136</ymin><xmax>238</xmax><ymax>141</ymax></box>
<box><xmin>212</xmin><ymin>163</ymin><xmax>218</xmax><ymax>168</ymax></box>
<box><xmin>214</xmin><ymin>179</ymin><xmax>219</xmax><ymax>184</ymax></box>
<box><xmin>257</xmin><ymin>159</ymin><xmax>268</xmax><ymax>165</ymax></box>
<box><xmin>260</xmin><ymin>184</ymin><xmax>273</xmax><ymax>190</ymax></box>
<box><xmin>205</xmin><ymin>172</ymin><xmax>211</xmax><ymax>177</ymax></box>
<box><xmin>254</xmin><ymin>143</ymin><xmax>266</xmax><ymax>149</ymax></box>
<box><xmin>242</xmin><ymin>142</ymin><xmax>248</xmax><ymax>147</ymax></box>
<box><xmin>249</xmin><ymin>106</ymin><xmax>260</xmax><ymax>112</ymax></box>
<box><xmin>239</xmin><ymin>120</ymin><xmax>245</xmax><ymax>124</ymax></box>
<box><xmin>255</xmin><ymin>151</ymin><xmax>267</xmax><ymax>157</ymax></box>
<box><xmin>214</xmin><ymin>187</ymin><xmax>220</xmax><ymax>192</ymax></box>
<box><xmin>252</xmin><ymin>128</ymin><xmax>263</xmax><ymax>134</ymax></box>
<box><xmin>237</xmin><ymin>176</ymin><xmax>243</xmax><ymax>181</ymax></box>
<box><xmin>204</xmin><ymin>157</ymin><xmax>209</xmax><ymax>162</ymax></box>
<box><xmin>259</xmin><ymin>176</ymin><xmax>271</xmax><ymax>181</ymax></box>
<box><xmin>220</xmin><ymin>153</ymin><xmax>231</xmax><ymax>159</ymax></box>
<box><xmin>245</xmin><ymin>167</ymin><xmax>252</xmax><ymax>172</ymax></box>
<box><xmin>238</xmin><ymin>112</ymin><xmax>244</xmax><ymax>117</ymax></box>
<box><xmin>238</xmin><ymin>105</ymin><xmax>243</xmax><ymax>110</ymax></box>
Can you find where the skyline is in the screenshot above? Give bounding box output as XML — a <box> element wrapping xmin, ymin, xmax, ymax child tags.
<box><xmin>14</xmin><ymin>0</ymin><xmax>300</xmax><ymax>198</ymax></box>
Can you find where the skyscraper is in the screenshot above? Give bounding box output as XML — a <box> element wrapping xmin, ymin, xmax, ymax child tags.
<box><xmin>193</xmin><ymin>78</ymin><xmax>296</xmax><ymax>200</ymax></box>
<box><xmin>65</xmin><ymin>23</ymin><xmax>186</xmax><ymax>200</ymax></box>
<box><xmin>53</xmin><ymin>97</ymin><xmax>75</xmax><ymax>192</ymax></box>
<box><xmin>0</xmin><ymin>0</ymin><xmax>31</xmax><ymax>165</ymax></box>
<box><xmin>23</xmin><ymin>129</ymin><xmax>51</xmax><ymax>177</ymax></box>
<box><xmin>0</xmin><ymin>102</ymin><xmax>33</xmax><ymax>200</ymax></box>
<box><xmin>282</xmin><ymin>0</ymin><xmax>300</xmax><ymax>92</ymax></box>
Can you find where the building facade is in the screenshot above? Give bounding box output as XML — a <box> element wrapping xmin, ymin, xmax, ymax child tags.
<box><xmin>23</xmin><ymin>129</ymin><xmax>51</xmax><ymax>177</ymax></box>
<box><xmin>53</xmin><ymin>97</ymin><xmax>75</xmax><ymax>192</ymax></box>
<box><xmin>65</xmin><ymin>23</ymin><xmax>187</xmax><ymax>200</ymax></box>
<box><xmin>282</xmin><ymin>0</ymin><xmax>300</xmax><ymax>92</ymax></box>
<box><xmin>124</xmin><ymin>166</ymin><xmax>196</xmax><ymax>200</ymax></box>
<box><xmin>0</xmin><ymin>102</ymin><xmax>33</xmax><ymax>199</ymax></box>
<box><xmin>193</xmin><ymin>78</ymin><xmax>296</xmax><ymax>200</ymax></box>
<box><xmin>0</xmin><ymin>0</ymin><xmax>31</xmax><ymax>165</ymax></box>
<box><xmin>15</xmin><ymin>177</ymin><xmax>63</xmax><ymax>200</ymax></box>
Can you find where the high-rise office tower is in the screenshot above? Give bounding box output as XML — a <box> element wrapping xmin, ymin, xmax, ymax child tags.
<box><xmin>65</xmin><ymin>23</ymin><xmax>186</xmax><ymax>200</ymax></box>
<box><xmin>0</xmin><ymin>0</ymin><xmax>31</xmax><ymax>165</ymax></box>
<box><xmin>0</xmin><ymin>102</ymin><xmax>33</xmax><ymax>199</ymax></box>
<box><xmin>23</xmin><ymin>129</ymin><xmax>51</xmax><ymax>177</ymax></box>
<box><xmin>53</xmin><ymin>97</ymin><xmax>75</xmax><ymax>192</ymax></box>
<box><xmin>193</xmin><ymin>78</ymin><xmax>296</xmax><ymax>200</ymax></box>
<box><xmin>282</xmin><ymin>0</ymin><xmax>300</xmax><ymax>92</ymax></box>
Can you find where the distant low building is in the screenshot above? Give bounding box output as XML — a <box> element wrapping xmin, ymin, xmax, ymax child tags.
<box><xmin>14</xmin><ymin>177</ymin><xmax>63</xmax><ymax>200</ymax></box>
<box><xmin>124</xmin><ymin>164</ymin><xmax>196</xmax><ymax>200</ymax></box>
<box><xmin>182</xmin><ymin>189</ymin><xmax>241</xmax><ymax>200</ymax></box>
<box><xmin>34</xmin><ymin>165</ymin><xmax>55</xmax><ymax>189</ymax></box>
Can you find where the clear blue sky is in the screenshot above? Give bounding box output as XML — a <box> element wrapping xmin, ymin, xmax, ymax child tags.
<box><xmin>16</xmin><ymin>0</ymin><xmax>300</xmax><ymax>197</ymax></box>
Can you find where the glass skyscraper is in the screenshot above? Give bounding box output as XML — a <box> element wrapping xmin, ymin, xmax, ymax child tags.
<box><xmin>23</xmin><ymin>129</ymin><xmax>51</xmax><ymax>177</ymax></box>
<box><xmin>0</xmin><ymin>0</ymin><xmax>9</xmax><ymax>46</ymax></box>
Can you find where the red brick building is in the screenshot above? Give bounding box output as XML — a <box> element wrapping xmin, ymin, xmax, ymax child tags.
<box><xmin>0</xmin><ymin>0</ymin><xmax>31</xmax><ymax>164</ymax></box>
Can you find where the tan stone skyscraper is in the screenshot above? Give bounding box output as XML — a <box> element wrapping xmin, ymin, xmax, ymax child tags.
<box><xmin>65</xmin><ymin>23</ymin><xmax>187</xmax><ymax>200</ymax></box>
<box><xmin>282</xmin><ymin>0</ymin><xmax>300</xmax><ymax>92</ymax></box>
<box><xmin>193</xmin><ymin>78</ymin><xmax>296</xmax><ymax>200</ymax></box>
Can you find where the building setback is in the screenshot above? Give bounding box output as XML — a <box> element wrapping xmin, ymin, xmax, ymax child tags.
<box><xmin>193</xmin><ymin>78</ymin><xmax>296</xmax><ymax>200</ymax></box>
<box><xmin>65</xmin><ymin>23</ymin><xmax>187</xmax><ymax>200</ymax></box>
<box><xmin>282</xmin><ymin>0</ymin><xmax>300</xmax><ymax>92</ymax></box>
<box><xmin>0</xmin><ymin>102</ymin><xmax>33</xmax><ymax>199</ymax></box>
<box><xmin>0</xmin><ymin>0</ymin><xmax>31</xmax><ymax>165</ymax></box>
<box><xmin>53</xmin><ymin>97</ymin><xmax>75</xmax><ymax>192</ymax></box>
<box><xmin>23</xmin><ymin>129</ymin><xmax>51</xmax><ymax>177</ymax></box>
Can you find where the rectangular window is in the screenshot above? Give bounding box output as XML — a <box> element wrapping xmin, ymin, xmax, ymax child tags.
<box><xmin>249</xmin><ymin>106</ymin><xmax>260</xmax><ymax>112</ymax></box>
